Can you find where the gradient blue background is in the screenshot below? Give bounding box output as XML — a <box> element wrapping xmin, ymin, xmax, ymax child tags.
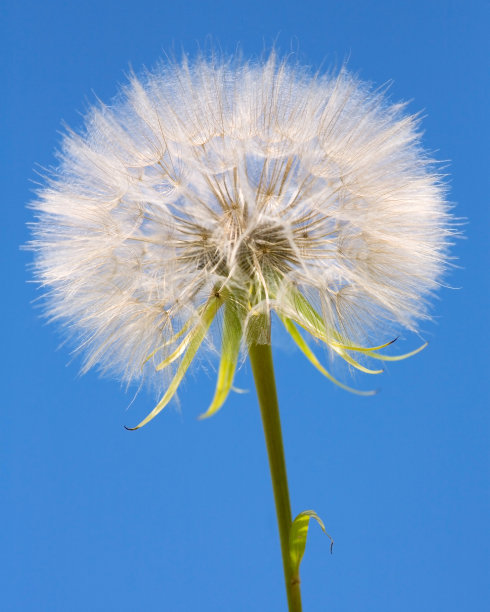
<box><xmin>2</xmin><ymin>1</ymin><xmax>489</xmax><ymax>610</ymax></box>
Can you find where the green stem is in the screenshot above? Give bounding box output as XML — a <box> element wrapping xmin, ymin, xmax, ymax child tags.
<box><xmin>248</xmin><ymin>342</ymin><xmax>302</xmax><ymax>612</ymax></box>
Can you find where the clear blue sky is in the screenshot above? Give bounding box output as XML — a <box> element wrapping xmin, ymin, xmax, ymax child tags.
<box><xmin>2</xmin><ymin>1</ymin><xmax>489</xmax><ymax>610</ymax></box>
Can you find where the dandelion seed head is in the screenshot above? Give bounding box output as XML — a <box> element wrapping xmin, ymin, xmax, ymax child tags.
<box><xmin>30</xmin><ymin>52</ymin><xmax>453</xmax><ymax>395</ymax></box>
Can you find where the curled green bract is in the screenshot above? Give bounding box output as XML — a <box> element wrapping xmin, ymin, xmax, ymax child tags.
<box><xmin>126</xmin><ymin>283</ymin><xmax>426</xmax><ymax>429</ymax></box>
<box><xmin>199</xmin><ymin>295</ymin><xmax>244</xmax><ymax>420</ymax></box>
<box><xmin>125</xmin><ymin>291</ymin><xmax>224</xmax><ymax>430</ymax></box>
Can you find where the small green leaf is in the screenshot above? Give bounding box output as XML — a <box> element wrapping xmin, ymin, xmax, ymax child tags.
<box><xmin>281</xmin><ymin>316</ymin><xmax>377</xmax><ymax>396</ymax></box>
<box><xmin>289</xmin><ymin>510</ymin><xmax>333</xmax><ymax>579</ymax></box>
<box><xmin>199</xmin><ymin>298</ymin><xmax>244</xmax><ymax>419</ymax></box>
<box><xmin>126</xmin><ymin>294</ymin><xmax>223</xmax><ymax>430</ymax></box>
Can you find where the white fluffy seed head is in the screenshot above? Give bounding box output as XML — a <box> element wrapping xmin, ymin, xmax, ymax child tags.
<box><xmin>29</xmin><ymin>52</ymin><xmax>453</xmax><ymax>389</ymax></box>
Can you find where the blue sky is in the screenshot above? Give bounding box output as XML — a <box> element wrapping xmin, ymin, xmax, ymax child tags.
<box><xmin>2</xmin><ymin>1</ymin><xmax>489</xmax><ymax>610</ymax></box>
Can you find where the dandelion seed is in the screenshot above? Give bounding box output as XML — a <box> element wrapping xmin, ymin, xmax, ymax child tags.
<box><xmin>29</xmin><ymin>51</ymin><xmax>454</xmax><ymax>610</ymax></box>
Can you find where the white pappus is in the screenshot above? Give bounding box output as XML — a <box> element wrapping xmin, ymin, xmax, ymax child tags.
<box><xmin>29</xmin><ymin>52</ymin><xmax>453</xmax><ymax>426</ymax></box>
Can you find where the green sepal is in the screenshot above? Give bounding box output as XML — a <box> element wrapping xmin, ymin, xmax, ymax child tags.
<box><xmin>154</xmin><ymin>326</ymin><xmax>195</xmax><ymax>371</ymax></box>
<box><xmin>366</xmin><ymin>341</ymin><xmax>428</xmax><ymax>361</ymax></box>
<box><xmin>286</xmin><ymin>287</ymin><xmax>426</xmax><ymax>369</ymax></box>
<box><xmin>286</xmin><ymin>289</ymin><xmax>384</xmax><ymax>373</ymax></box>
<box><xmin>289</xmin><ymin>510</ymin><xmax>333</xmax><ymax>580</ymax></box>
<box><xmin>199</xmin><ymin>297</ymin><xmax>244</xmax><ymax>419</ymax></box>
<box><xmin>281</xmin><ymin>316</ymin><xmax>377</xmax><ymax>396</ymax></box>
<box><xmin>126</xmin><ymin>294</ymin><xmax>223</xmax><ymax>430</ymax></box>
<box><xmin>142</xmin><ymin>316</ymin><xmax>196</xmax><ymax>367</ymax></box>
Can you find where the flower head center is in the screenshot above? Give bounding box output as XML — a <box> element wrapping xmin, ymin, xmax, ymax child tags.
<box><xmin>235</xmin><ymin>220</ymin><xmax>298</xmax><ymax>278</ymax></box>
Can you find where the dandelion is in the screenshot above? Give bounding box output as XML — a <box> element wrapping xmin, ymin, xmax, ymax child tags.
<box><xmin>29</xmin><ymin>52</ymin><xmax>453</xmax><ymax>611</ymax></box>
